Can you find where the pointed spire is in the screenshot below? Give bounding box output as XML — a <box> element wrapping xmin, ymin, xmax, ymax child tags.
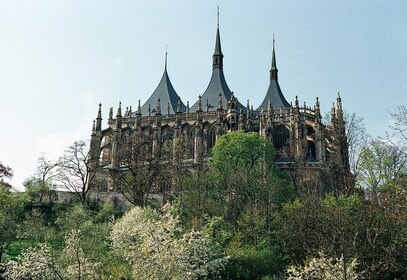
<box><xmin>257</xmin><ymin>35</ymin><xmax>289</xmax><ymax>110</ymax></box>
<box><xmin>156</xmin><ymin>99</ymin><xmax>161</xmax><ymax>115</ymax></box>
<box><xmin>116</xmin><ymin>101</ymin><xmax>122</xmax><ymax>117</ymax></box>
<box><xmin>331</xmin><ymin>102</ymin><xmax>336</xmax><ymax>123</ymax></box>
<box><xmin>109</xmin><ymin>107</ymin><xmax>113</xmax><ymax>120</ymax></box>
<box><xmin>239</xmin><ymin>106</ymin><xmax>244</xmax><ymax>130</ymax></box>
<box><xmin>218</xmin><ymin>93</ymin><xmax>223</xmax><ymax>110</ymax></box>
<box><xmin>270</xmin><ymin>34</ymin><xmax>278</xmax><ymax>80</ymax></box>
<box><xmin>337</xmin><ymin>92</ymin><xmax>343</xmax><ymax>113</ymax></box>
<box><xmin>315</xmin><ymin>97</ymin><xmax>321</xmax><ymax>123</ymax></box>
<box><xmin>140</xmin><ymin>48</ymin><xmax>185</xmax><ymax>115</ymax></box>
<box><xmin>187</xmin><ymin>101</ymin><xmax>190</xmax><ymax>114</ymax></box>
<box><xmin>165</xmin><ymin>45</ymin><xmax>168</xmax><ymax>71</ymax></box>
<box><xmin>97</xmin><ymin>103</ymin><xmax>102</xmax><ymax>120</ymax></box>
<box><xmin>177</xmin><ymin>97</ymin><xmax>182</xmax><ymax>113</ymax></box>
<box><xmin>137</xmin><ymin>100</ymin><xmax>141</xmax><ymax>115</ymax></box>
<box><xmin>268</xmin><ymin>98</ymin><xmax>272</xmax><ymax>112</ymax></box>
<box><xmin>217</xmin><ymin>6</ymin><xmax>220</xmax><ymax>28</ymax></box>
<box><xmin>197</xmin><ymin>95</ymin><xmax>202</xmax><ymax>112</ymax></box>
<box><xmin>116</xmin><ymin>102</ymin><xmax>122</xmax><ymax>130</ymax></box>
<box><xmin>96</xmin><ymin>103</ymin><xmax>102</xmax><ymax>131</ymax></box>
<box><xmin>213</xmin><ymin>7</ymin><xmax>224</xmax><ymax>69</ymax></box>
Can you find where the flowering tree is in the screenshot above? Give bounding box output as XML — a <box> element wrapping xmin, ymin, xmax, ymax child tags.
<box><xmin>111</xmin><ymin>204</ymin><xmax>228</xmax><ymax>279</ymax></box>
<box><xmin>4</xmin><ymin>244</ymin><xmax>62</xmax><ymax>280</ymax></box>
<box><xmin>3</xmin><ymin>229</ymin><xmax>98</xmax><ymax>280</ymax></box>
<box><xmin>287</xmin><ymin>252</ymin><xmax>361</xmax><ymax>280</ymax></box>
<box><xmin>61</xmin><ymin>229</ymin><xmax>99</xmax><ymax>279</ymax></box>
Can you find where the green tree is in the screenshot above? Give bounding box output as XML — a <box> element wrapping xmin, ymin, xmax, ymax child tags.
<box><xmin>278</xmin><ymin>194</ymin><xmax>407</xmax><ymax>279</ymax></box>
<box><xmin>209</xmin><ymin>131</ymin><xmax>293</xmax><ymax>230</ymax></box>
<box><xmin>357</xmin><ymin>139</ymin><xmax>406</xmax><ymax>205</ymax></box>
<box><xmin>0</xmin><ymin>189</ymin><xmax>24</xmax><ymax>263</ymax></box>
<box><xmin>0</xmin><ymin>161</ymin><xmax>13</xmax><ymax>181</ymax></box>
<box><xmin>0</xmin><ymin>161</ymin><xmax>13</xmax><ymax>191</ymax></box>
<box><xmin>175</xmin><ymin>132</ymin><xmax>293</xmax><ymax>279</ymax></box>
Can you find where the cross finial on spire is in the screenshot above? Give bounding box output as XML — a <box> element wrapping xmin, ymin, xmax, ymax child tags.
<box><xmin>270</xmin><ymin>34</ymin><xmax>278</xmax><ymax>80</ymax></box>
<box><xmin>217</xmin><ymin>6</ymin><xmax>220</xmax><ymax>28</ymax></box>
<box><xmin>165</xmin><ymin>45</ymin><xmax>168</xmax><ymax>70</ymax></box>
<box><xmin>273</xmin><ymin>33</ymin><xmax>275</xmax><ymax>48</ymax></box>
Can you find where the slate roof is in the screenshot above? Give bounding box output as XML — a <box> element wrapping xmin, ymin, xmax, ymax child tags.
<box><xmin>257</xmin><ymin>42</ymin><xmax>290</xmax><ymax>111</ymax></box>
<box><xmin>191</xmin><ymin>26</ymin><xmax>246</xmax><ymax>112</ymax></box>
<box><xmin>190</xmin><ymin>67</ymin><xmax>233</xmax><ymax>112</ymax></box>
<box><xmin>139</xmin><ymin>65</ymin><xmax>186</xmax><ymax>116</ymax></box>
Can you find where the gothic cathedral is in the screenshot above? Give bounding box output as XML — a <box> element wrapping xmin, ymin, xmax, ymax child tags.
<box><xmin>89</xmin><ymin>20</ymin><xmax>350</xmax><ymax>195</ymax></box>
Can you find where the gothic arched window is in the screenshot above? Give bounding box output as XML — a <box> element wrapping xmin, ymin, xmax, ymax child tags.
<box><xmin>100</xmin><ymin>148</ymin><xmax>111</xmax><ymax>166</ymax></box>
<box><xmin>274</xmin><ymin>124</ymin><xmax>290</xmax><ymax>150</ymax></box>
<box><xmin>208</xmin><ymin>127</ymin><xmax>216</xmax><ymax>150</ymax></box>
<box><xmin>306</xmin><ymin>140</ymin><xmax>316</xmax><ymax>162</ymax></box>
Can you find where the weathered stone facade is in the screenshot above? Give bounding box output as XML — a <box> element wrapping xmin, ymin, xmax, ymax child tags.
<box><xmin>89</xmin><ymin>23</ymin><xmax>350</xmax><ymax>195</ymax></box>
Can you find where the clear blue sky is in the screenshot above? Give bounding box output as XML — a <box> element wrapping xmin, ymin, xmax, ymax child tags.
<box><xmin>1</xmin><ymin>1</ymin><xmax>406</xmax><ymax>190</ymax></box>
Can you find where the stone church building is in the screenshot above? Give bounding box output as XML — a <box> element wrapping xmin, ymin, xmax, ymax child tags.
<box><xmin>88</xmin><ymin>21</ymin><xmax>350</xmax><ymax>195</ymax></box>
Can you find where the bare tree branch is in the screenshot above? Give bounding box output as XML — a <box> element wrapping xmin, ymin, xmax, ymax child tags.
<box><xmin>57</xmin><ymin>140</ymin><xmax>97</xmax><ymax>203</ymax></box>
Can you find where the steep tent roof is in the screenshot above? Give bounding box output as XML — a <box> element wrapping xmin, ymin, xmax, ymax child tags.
<box><xmin>140</xmin><ymin>56</ymin><xmax>186</xmax><ymax>115</ymax></box>
<box><xmin>191</xmin><ymin>67</ymin><xmax>233</xmax><ymax>112</ymax></box>
<box><xmin>257</xmin><ymin>39</ymin><xmax>290</xmax><ymax>111</ymax></box>
<box><xmin>191</xmin><ymin>24</ymin><xmax>245</xmax><ymax>112</ymax></box>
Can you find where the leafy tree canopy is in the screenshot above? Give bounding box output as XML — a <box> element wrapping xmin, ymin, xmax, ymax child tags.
<box><xmin>211</xmin><ymin>131</ymin><xmax>276</xmax><ymax>170</ymax></box>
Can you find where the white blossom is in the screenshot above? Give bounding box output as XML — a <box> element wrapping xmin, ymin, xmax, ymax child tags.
<box><xmin>287</xmin><ymin>252</ymin><xmax>362</xmax><ymax>280</ymax></box>
<box><xmin>111</xmin><ymin>204</ymin><xmax>228</xmax><ymax>279</ymax></box>
<box><xmin>4</xmin><ymin>243</ymin><xmax>62</xmax><ymax>280</ymax></box>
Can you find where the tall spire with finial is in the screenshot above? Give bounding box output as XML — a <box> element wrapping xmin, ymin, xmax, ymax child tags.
<box><xmin>270</xmin><ymin>34</ymin><xmax>278</xmax><ymax>80</ymax></box>
<box><xmin>217</xmin><ymin>6</ymin><xmax>220</xmax><ymax>28</ymax></box>
<box><xmin>197</xmin><ymin>95</ymin><xmax>202</xmax><ymax>112</ymax></box>
<box><xmin>156</xmin><ymin>99</ymin><xmax>161</xmax><ymax>115</ymax></box>
<box><xmin>139</xmin><ymin>47</ymin><xmax>186</xmax><ymax>115</ymax></box>
<box><xmin>213</xmin><ymin>6</ymin><xmax>224</xmax><ymax>69</ymax></box>
<box><xmin>96</xmin><ymin>103</ymin><xmax>102</xmax><ymax>131</ymax></box>
<box><xmin>116</xmin><ymin>101</ymin><xmax>122</xmax><ymax>117</ymax></box>
<box><xmin>257</xmin><ymin>34</ymin><xmax>289</xmax><ymax>110</ymax></box>
<box><xmin>165</xmin><ymin>44</ymin><xmax>168</xmax><ymax>71</ymax></box>
<box><xmin>116</xmin><ymin>101</ymin><xmax>122</xmax><ymax>130</ymax></box>
<box><xmin>177</xmin><ymin>97</ymin><xmax>182</xmax><ymax>113</ymax></box>
<box><xmin>218</xmin><ymin>93</ymin><xmax>223</xmax><ymax>110</ymax></box>
<box><xmin>137</xmin><ymin>99</ymin><xmax>141</xmax><ymax>115</ymax></box>
<box><xmin>191</xmin><ymin>7</ymin><xmax>245</xmax><ymax>113</ymax></box>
